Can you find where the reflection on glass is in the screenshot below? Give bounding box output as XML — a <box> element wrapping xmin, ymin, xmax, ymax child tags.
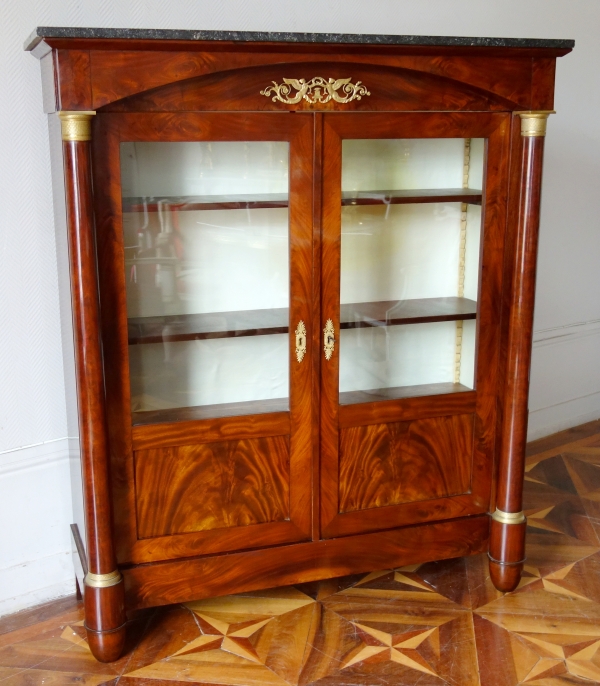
<box><xmin>120</xmin><ymin>141</ymin><xmax>290</xmax><ymax>419</ymax></box>
<box><xmin>339</xmin><ymin>138</ymin><xmax>484</xmax><ymax>403</ymax></box>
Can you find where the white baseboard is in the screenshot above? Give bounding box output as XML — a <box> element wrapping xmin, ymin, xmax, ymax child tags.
<box><xmin>528</xmin><ymin>392</ymin><xmax>600</xmax><ymax>442</ymax></box>
<box><xmin>0</xmin><ymin>438</ymin><xmax>77</xmax><ymax>617</ymax></box>
<box><xmin>528</xmin><ymin>319</ymin><xmax>600</xmax><ymax>441</ymax></box>
<box><xmin>532</xmin><ymin>318</ymin><xmax>600</xmax><ymax>348</ymax></box>
<box><xmin>0</xmin><ymin>436</ymin><xmax>71</xmax><ymax>474</ymax></box>
<box><xmin>0</xmin><ymin>552</ymin><xmax>75</xmax><ymax>617</ymax></box>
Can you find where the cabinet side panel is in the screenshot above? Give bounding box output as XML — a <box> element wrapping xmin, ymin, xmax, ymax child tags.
<box><xmin>134</xmin><ymin>435</ymin><xmax>290</xmax><ymax>538</ymax></box>
<box><xmin>339</xmin><ymin>414</ymin><xmax>473</xmax><ymax>513</ymax></box>
<box><xmin>47</xmin><ymin>113</ymin><xmax>86</xmax><ymax>581</ymax></box>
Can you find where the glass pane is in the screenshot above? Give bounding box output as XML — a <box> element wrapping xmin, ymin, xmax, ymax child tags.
<box><xmin>120</xmin><ymin>141</ymin><xmax>290</xmax><ymax>420</ymax></box>
<box><xmin>340</xmin><ymin>137</ymin><xmax>484</xmax><ymax>404</ymax></box>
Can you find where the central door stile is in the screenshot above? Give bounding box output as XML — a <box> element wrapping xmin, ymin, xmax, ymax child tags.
<box><xmin>311</xmin><ymin>112</ymin><xmax>324</xmax><ymax>541</ymax></box>
<box><xmin>320</xmin><ymin>118</ymin><xmax>344</xmax><ymax>534</ymax></box>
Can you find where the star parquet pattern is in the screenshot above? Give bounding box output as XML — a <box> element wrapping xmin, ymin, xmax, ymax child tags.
<box><xmin>1</xmin><ymin>420</ymin><xmax>600</xmax><ymax>685</ymax></box>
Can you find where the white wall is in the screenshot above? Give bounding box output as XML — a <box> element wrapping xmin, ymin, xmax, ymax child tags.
<box><xmin>1</xmin><ymin>0</ymin><xmax>598</xmax><ymax>615</ymax></box>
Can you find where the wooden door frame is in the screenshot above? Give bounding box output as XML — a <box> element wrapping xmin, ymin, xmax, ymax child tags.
<box><xmin>320</xmin><ymin>111</ymin><xmax>511</xmax><ymax>538</ymax></box>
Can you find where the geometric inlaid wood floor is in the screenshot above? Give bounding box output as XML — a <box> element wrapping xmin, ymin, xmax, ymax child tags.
<box><xmin>1</xmin><ymin>420</ymin><xmax>600</xmax><ymax>686</ymax></box>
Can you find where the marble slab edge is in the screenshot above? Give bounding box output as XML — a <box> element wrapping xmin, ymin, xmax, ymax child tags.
<box><xmin>24</xmin><ymin>26</ymin><xmax>575</xmax><ymax>52</ymax></box>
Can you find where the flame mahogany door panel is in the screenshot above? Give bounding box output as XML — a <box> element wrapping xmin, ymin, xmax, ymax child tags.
<box><xmin>320</xmin><ymin>112</ymin><xmax>510</xmax><ymax>538</ymax></box>
<box><xmin>93</xmin><ymin>112</ymin><xmax>314</xmax><ymax>564</ymax></box>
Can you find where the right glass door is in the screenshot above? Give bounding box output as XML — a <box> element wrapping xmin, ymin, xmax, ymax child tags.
<box><xmin>320</xmin><ymin>113</ymin><xmax>510</xmax><ymax>538</ymax></box>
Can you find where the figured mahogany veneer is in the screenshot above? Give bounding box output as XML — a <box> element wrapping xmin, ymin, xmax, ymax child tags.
<box><xmin>29</xmin><ymin>29</ymin><xmax>571</xmax><ymax>661</ymax></box>
<box><xmin>339</xmin><ymin>414</ymin><xmax>474</xmax><ymax>513</ymax></box>
<box><xmin>135</xmin><ymin>435</ymin><xmax>290</xmax><ymax>538</ymax></box>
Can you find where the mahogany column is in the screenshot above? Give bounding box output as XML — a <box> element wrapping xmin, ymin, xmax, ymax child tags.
<box><xmin>59</xmin><ymin>111</ymin><xmax>127</xmax><ymax>661</ymax></box>
<box><xmin>489</xmin><ymin>111</ymin><xmax>554</xmax><ymax>592</ymax></box>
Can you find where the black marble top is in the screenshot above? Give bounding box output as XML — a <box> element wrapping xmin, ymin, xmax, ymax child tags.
<box><xmin>24</xmin><ymin>26</ymin><xmax>575</xmax><ymax>52</ymax></box>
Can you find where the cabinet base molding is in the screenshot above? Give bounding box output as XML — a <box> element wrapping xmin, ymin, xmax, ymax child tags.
<box><xmin>122</xmin><ymin>515</ymin><xmax>490</xmax><ymax>609</ymax></box>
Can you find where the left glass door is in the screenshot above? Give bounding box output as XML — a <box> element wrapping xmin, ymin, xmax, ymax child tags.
<box><xmin>93</xmin><ymin>113</ymin><xmax>314</xmax><ymax>564</ymax></box>
<box><xmin>319</xmin><ymin>112</ymin><xmax>510</xmax><ymax>539</ymax></box>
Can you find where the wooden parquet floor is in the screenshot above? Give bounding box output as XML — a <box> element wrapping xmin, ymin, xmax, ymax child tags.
<box><xmin>1</xmin><ymin>420</ymin><xmax>600</xmax><ymax>686</ymax></box>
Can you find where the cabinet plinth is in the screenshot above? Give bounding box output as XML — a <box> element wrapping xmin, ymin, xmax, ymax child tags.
<box><xmin>28</xmin><ymin>29</ymin><xmax>571</xmax><ymax>661</ymax></box>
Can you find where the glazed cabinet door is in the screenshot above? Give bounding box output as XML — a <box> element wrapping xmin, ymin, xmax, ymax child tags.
<box><xmin>320</xmin><ymin>112</ymin><xmax>510</xmax><ymax>538</ymax></box>
<box><xmin>93</xmin><ymin>113</ymin><xmax>314</xmax><ymax>564</ymax></box>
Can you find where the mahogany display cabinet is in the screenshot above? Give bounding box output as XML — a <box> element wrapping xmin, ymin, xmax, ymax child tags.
<box><xmin>26</xmin><ymin>27</ymin><xmax>573</xmax><ymax>662</ymax></box>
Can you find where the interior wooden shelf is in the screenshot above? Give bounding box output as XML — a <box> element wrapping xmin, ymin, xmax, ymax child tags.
<box><xmin>339</xmin><ymin>382</ymin><xmax>473</xmax><ymax>406</ymax></box>
<box><xmin>123</xmin><ymin>193</ymin><xmax>289</xmax><ymax>213</ymax></box>
<box><xmin>122</xmin><ymin>188</ymin><xmax>482</xmax><ymax>213</ymax></box>
<box><xmin>341</xmin><ymin>188</ymin><xmax>482</xmax><ymax>206</ymax></box>
<box><xmin>128</xmin><ymin>306</ymin><xmax>289</xmax><ymax>344</ymax></box>
<box><xmin>132</xmin><ymin>397</ymin><xmax>289</xmax><ymax>426</ymax></box>
<box><xmin>127</xmin><ymin>297</ymin><xmax>478</xmax><ymax>344</ymax></box>
<box><xmin>340</xmin><ymin>297</ymin><xmax>477</xmax><ymax>329</ymax></box>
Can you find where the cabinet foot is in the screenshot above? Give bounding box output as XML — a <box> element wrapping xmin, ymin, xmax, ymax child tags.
<box><xmin>85</xmin><ymin>623</ymin><xmax>127</xmax><ymax>663</ymax></box>
<box><xmin>488</xmin><ymin>514</ymin><xmax>527</xmax><ymax>592</ymax></box>
<box><xmin>84</xmin><ymin>576</ymin><xmax>127</xmax><ymax>662</ymax></box>
<box><xmin>489</xmin><ymin>557</ymin><xmax>523</xmax><ymax>592</ymax></box>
